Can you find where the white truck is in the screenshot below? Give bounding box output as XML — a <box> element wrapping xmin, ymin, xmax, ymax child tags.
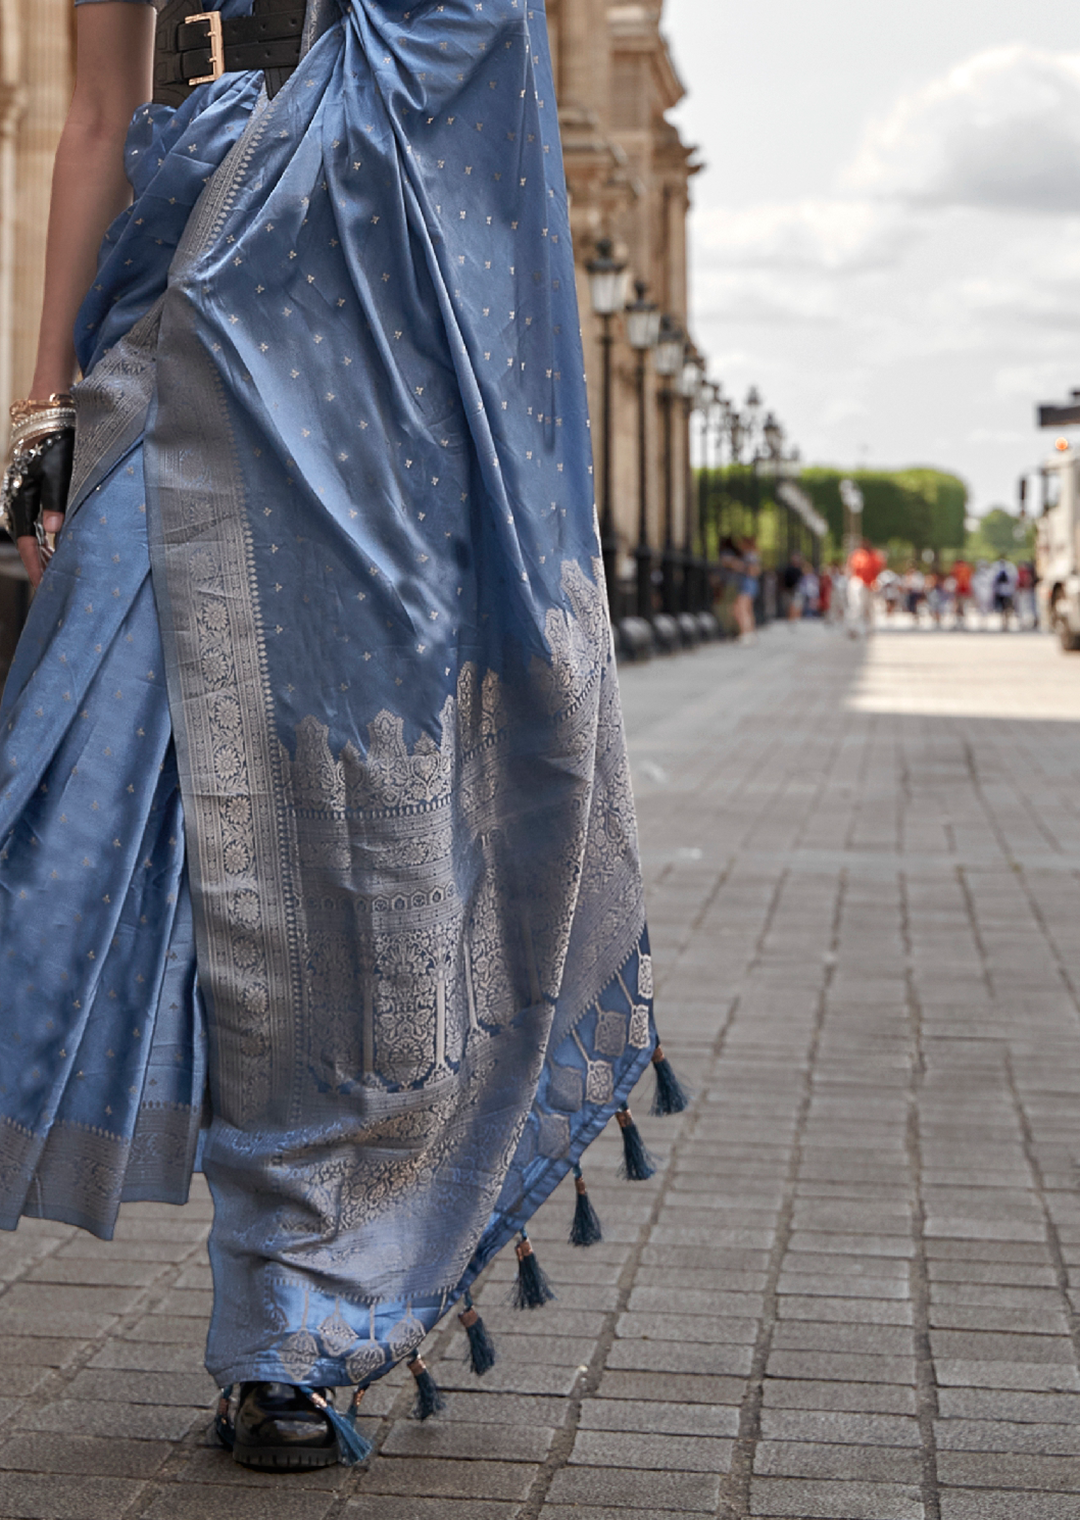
<box><xmin>1035</xmin><ymin>398</ymin><xmax>1080</xmax><ymax>651</ymax></box>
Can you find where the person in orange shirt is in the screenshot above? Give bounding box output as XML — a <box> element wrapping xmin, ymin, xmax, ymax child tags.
<box><xmin>846</xmin><ymin>539</ymin><xmax>884</xmax><ymax>637</ymax></box>
<box><xmin>950</xmin><ymin>558</ymin><xmax>973</xmax><ymax>627</ymax></box>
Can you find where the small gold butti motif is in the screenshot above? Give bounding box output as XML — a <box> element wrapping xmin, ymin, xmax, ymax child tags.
<box><xmin>387</xmin><ymin>1309</ymin><xmax>426</xmax><ymax>1362</ymax></box>
<box><xmin>637</xmin><ymin>953</ymin><xmax>653</xmax><ymax>1001</ymax></box>
<box><xmin>346</xmin><ymin>1341</ymin><xmax>386</xmax><ymax>1385</ymax></box>
<box><xmin>584</xmin><ymin>1057</ymin><xmax>614</xmax><ymax>1105</ymax></box>
<box><xmin>278</xmin><ymin>1329</ymin><xmax>320</xmax><ymax>1383</ymax></box>
<box><xmin>628</xmin><ymin>1003</ymin><xmax>651</xmax><ymax>1049</ymax></box>
<box><xmin>594</xmin><ymin>1008</ymin><xmax>627</xmax><ymax>1058</ymax></box>
<box><xmin>319</xmin><ymin>1303</ymin><xmax>356</xmax><ymax>1358</ymax></box>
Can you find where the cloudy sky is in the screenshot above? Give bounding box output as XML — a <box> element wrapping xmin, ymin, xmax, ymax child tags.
<box><xmin>662</xmin><ymin>0</ymin><xmax>1080</xmax><ymax>513</ymax></box>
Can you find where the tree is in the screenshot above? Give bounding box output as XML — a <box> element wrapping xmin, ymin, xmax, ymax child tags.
<box><xmin>965</xmin><ymin>508</ymin><xmax>1034</xmax><ymax>562</ymax></box>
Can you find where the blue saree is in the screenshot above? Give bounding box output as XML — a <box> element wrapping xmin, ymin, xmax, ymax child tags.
<box><xmin>0</xmin><ymin>0</ymin><xmax>654</xmax><ymax>1389</ymax></box>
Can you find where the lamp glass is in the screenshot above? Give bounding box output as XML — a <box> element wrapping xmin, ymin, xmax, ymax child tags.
<box><xmin>626</xmin><ymin>302</ymin><xmax>658</xmax><ymax>351</ymax></box>
<box><xmin>678</xmin><ymin>359</ymin><xmax>699</xmax><ymax>398</ymax></box>
<box><xmin>588</xmin><ymin>264</ymin><xmax>626</xmax><ymax>317</ymax></box>
<box><xmin>654</xmin><ymin>328</ymin><xmax>684</xmax><ymax>377</ymax></box>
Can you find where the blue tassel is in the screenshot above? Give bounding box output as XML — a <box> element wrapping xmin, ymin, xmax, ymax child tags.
<box><xmin>569</xmin><ymin>1164</ymin><xmax>603</xmax><ymax>1247</ymax></box>
<box><xmin>651</xmin><ymin>1044</ymin><xmax>690</xmax><ymax>1116</ymax></box>
<box><xmin>511</xmin><ymin>1231</ymin><xmax>556</xmax><ymax>1309</ymax></box>
<box><xmin>459</xmin><ymin>1290</ymin><xmax>497</xmax><ymax>1375</ymax></box>
<box><xmin>300</xmin><ymin>1387</ymin><xmax>374</xmax><ymax>1467</ymax></box>
<box><xmin>214</xmin><ymin>1385</ymin><xmax>235</xmax><ymax>1451</ymax></box>
<box><xmin>617</xmin><ymin>1104</ymin><xmax>657</xmax><ymax>1181</ymax></box>
<box><xmin>408</xmin><ymin>1353</ymin><xmax>446</xmax><ymax>1420</ymax></box>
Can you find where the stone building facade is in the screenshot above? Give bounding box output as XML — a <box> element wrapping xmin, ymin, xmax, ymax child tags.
<box><xmin>0</xmin><ymin>0</ymin><xmax>696</xmax><ymax>607</ymax></box>
<box><xmin>551</xmin><ymin>0</ymin><xmax>698</xmax><ymax>606</ymax></box>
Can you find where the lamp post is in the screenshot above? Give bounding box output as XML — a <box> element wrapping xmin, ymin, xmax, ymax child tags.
<box><xmin>678</xmin><ymin>350</ymin><xmax>703</xmax><ymax>612</ymax></box>
<box><xmin>653</xmin><ymin>315</ymin><xmax>684</xmax><ymax>617</ymax></box>
<box><xmin>586</xmin><ymin>238</ymin><xmax>628</xmax><ymax>614</ymax></box>
<box><xmin>762</xmin><ymin>411</ymin><xmax>785</xmax><ymax>565</ymax></box>
<box><xmin>625</xmin><ymin>281</ymin><xmax>662</xmax><ymax>619</ymax></box>
<box><xmin>699</xmin><ymin>380</ymin><xmax>722</xmax><ymax>610</ymax></box>
<box><xmin>840</xmin><ymin>476</ymin><xmax>864</xmax><ymax>561</ymax></box>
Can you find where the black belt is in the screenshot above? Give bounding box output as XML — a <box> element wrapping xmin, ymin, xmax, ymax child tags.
<box><xmin>153</xmin><ymin>0</ymin><xmax>306</xmax><ymax>107</ymax></box>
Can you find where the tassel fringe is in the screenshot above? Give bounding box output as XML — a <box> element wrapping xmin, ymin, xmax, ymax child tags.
<box><xmin>302</xmin><ymin>1386</ymin><xmax>373</xmax><ymax>1466</ymax></box>
<box><xmin>651</xmin><ymin>1044</ymin><xmax>690</xmax><ymax>1116</ymax></box>
<box><xmin>459</xmin><ymin>1290</ymin><xmax>497</xmax><ymax>1375</ymax></box>
<box><xmin>408</xmin><ymin>1353</ymin><xmax>446</xmax><ymax>1421</ymax></box>
<box><xmin>511</xmin><ymin>1232</ymin><xmax>556</xmax><ymax>1309</ymax></box>
<box><xmin>569</xmin><ymin>1164</ymin><xmax>603</xmax><ymax>1247</ymax></box>
<box><xmin>617</xmin><ymin>1104</ymin><xmax>657</xmax><ymax>1181</ymax></box>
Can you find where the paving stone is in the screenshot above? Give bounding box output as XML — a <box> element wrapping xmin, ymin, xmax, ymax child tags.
<box><xmin>937</xmin><ymin>1451</ymin><xmax>1080</xmax><ymax>1491</ymax></box>
<box><xmin>753</xmin><ymin>1437</ymin><xmax>922</xmax><ymax>1484</ymax></box>
<box><xmin>749</xmin><ymin>1475</ymin><xmax>923</xmax><ymax>1518</ymax></box>
<box><xmin>933</xmin><ymin>1419</ymin><xmax>1080</xmax><ymax>1454</ymax></box>
<box><xmin>766</xmin><ymin>1350</ymin><xmax>916</xmax><ymax>1383</ymax></box>
<box><xmin>428</xmin><ymin>1391</ymin><xmax>572</xmax><ymax>1428</ymax></box>
<box><xmin>577</xmin><ymin>1398</ymin><xmax>739</xmax><ymax>1438</ymax></box>
<box><xmin>759</xmin><ymin>1410</ymin><xmax>920</xmax><ymax>1447</ymax></box>
<box><xmin>344</xmin><ymin>1503</ymin><xmax>519</xmax><ymax>1520</ymax></box>
<box><xmin>546</xmin><ymin>1465</ymin><xmax>720</xmax><ymax>1512</ymax></box>
<box><xmin>15</xmin><ymin>1399</ymin><xmax>205</xmax><ymax>1447</ymax></box>
<box><xmin>0</xmin><ymin>1472</ymin><xmax>147</xmax><ymax>1519</ymax></box>
<box><xmin>763</xmin><ymin>1381</ymin><xmax>917</xmax><ymax>1415</ymax></box>
<box><xmin>141</xmin><ymin>1490</ymin><xmax>336</xmax><ymax>1520</ymax></box>
<box><xmin>604</xmin><ymin>1339</ymin><xmax>753</xmax><ymax>1376</ymax></box>
<box><xmin>938</xmin><ymin>1494</ymin><xmax>1080</xmax><ymax>1520</ymax></box>
<box><xmin>596</xmin><ymin>1370</ymin><xmax>745</xmax><ymax>1404</ymax></box>
<box><xmin>937</xmin><ymin>1388</ymin><xmax>1080</xmax><ymax>1423</ymax></box>
<box><xmin>356</xmin><ymin>1457</ymin><xmax>536</xmax><ymax>1500</ymax></box>
<box><xmin>381</xmin><ymin>1419</ymin><xmax>555</xmax><ymax>1462</ymax></box>
<box><xmin>934</xmin><ymin>1360</ymin><xmax>1080</xmax><ymax>1393</ymax></box>
<box><xmin>569</xmin><ymin>1429</ymin><xmax>733</xmax><ymax>1472</ymax></box>
<box><xmin>0</xmin><ymin>1433</ymin><xmax>171</xmax><ymax>1479</ymax></box>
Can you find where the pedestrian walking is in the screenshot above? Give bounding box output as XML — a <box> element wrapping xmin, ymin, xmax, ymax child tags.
<box><xmin>0</xmin><ymin>0</ymin><xmax>675</xmax><ymax>1472</ymax></box>
<box><xmin>733</xmin><ymin>535</ymin><xmax>760</xmax><ymax>643</ymax></box>
<box><xmin>782</xmin><ymin>553</ymin><xmax>805</xmax><ymax>626</ymax></box>
<box><xmin>846</xmin><ymin>538</ymin><xmax>883</xmax><ymax>638</ymax></box>
<box><xmin>991</xmin><ymin>556</ymin><xmax>1018</xmax><ymax>628</ymax></box>
<box><xmin>951</xmin><ymin>556</ymin><xmax>973</xmax><ymax>627</ymax></box>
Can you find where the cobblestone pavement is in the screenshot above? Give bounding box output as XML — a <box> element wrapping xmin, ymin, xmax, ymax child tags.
<box><xmin>4</xmin><ymin>623</ymin><xmax>1080</xmax><ymax>1519</ymax></box>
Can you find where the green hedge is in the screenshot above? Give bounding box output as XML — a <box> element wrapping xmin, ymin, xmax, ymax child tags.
<box><xmin>697</xmin><ymin>464</ymin><xmax>968</xmax><ymax>564</ymax></box>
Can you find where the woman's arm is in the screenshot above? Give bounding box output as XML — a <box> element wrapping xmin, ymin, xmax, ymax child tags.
<box><xmin>16</xmin><ymin>2</ymin><xmax>155</xmax><ymax>584</ymax></box>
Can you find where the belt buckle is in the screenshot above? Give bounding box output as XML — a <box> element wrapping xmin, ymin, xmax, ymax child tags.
<box><xmin>186</xmin><ymin>11</ymin><xmax>225</xmax><ymax>86</ymax></box>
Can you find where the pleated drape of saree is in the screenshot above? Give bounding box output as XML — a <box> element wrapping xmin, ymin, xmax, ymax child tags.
<box><xmin>0</xmin><ymin>0</ymin><xmax>654</xmax><ymax>1386</ymax></box>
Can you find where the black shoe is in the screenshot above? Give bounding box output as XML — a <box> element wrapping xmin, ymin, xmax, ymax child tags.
<box><xmin>231</xmin><ymin>1381</ymin><xmax>339</xmax><ymax>1470</ymax></box>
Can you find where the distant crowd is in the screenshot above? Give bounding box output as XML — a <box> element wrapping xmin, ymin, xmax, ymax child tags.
<box><xmin>716</xmin><ymin>537</ymin><xmax>1037</xmax><ymax>642</ymax></box>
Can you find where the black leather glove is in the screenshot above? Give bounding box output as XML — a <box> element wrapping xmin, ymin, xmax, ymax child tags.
<box><xmin>1</xmin><ymin>427</ymin><xmax>75</xmax><ymax>553</ymax></box>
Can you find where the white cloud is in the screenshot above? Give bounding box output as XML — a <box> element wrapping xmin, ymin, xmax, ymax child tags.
<box><xmin>684</xmin><ymin>42</ymin><xmax>1080</xmax><ymax>511</ymax></box>
<box><xmin>846</xmin><ymin>44</ymin><xmax>1080</xmax><ymax>214</ymax></box>
<box><xmin>693</xmin><ymin>198</ymin><xmax>910</xmax><ymax>272</ymax></box>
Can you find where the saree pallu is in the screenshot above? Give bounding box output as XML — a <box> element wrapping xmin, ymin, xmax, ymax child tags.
<box><xmin>0</xmin><ymin>0</ymin><xmax>654</xmax><ymax>1387</ymax></box>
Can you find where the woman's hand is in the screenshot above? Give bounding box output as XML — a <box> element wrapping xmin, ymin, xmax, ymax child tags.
<box><xmin>3</xmin><ymin>429</ymin><xmax>75</xmax><ymax>587</ymax></box>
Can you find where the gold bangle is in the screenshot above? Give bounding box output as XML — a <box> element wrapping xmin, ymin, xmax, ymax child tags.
<box><xmin>9</xmin><ymin>394</ymin><xmax>75</xmax><ymax>426</ymax></box>
<box><xmin>9</xmin><ymin>409</ymin><xmax>75</xmax><ymax>453</ymax></box>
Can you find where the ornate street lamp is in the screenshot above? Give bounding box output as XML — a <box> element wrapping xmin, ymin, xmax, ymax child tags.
<box><xmin>698</xmin><ymin>379</ymin><xmax>721</xmax><ymax>608</ymax></box>
<box><xmin>678</xmin><ymin>350</ymin><xmax>703</xmax><ymax>612</ymax></box>
<box><xmin>653</xmin><ymin>315</ymin><xmax>684</xmax><ymax>617</ymax></box>
<box><xmin>586</xmin><ymin>238</ymin><xmax>628</xmax><ymax>613</ymax></box>
<box><xmin>625</xmin><ymin>281</ymin><xmax>662</xmax><ymax>619</ymax></box>
<box><xmin>761</xmin><ymin>411</ymin><xmax>787</xmax><ymax>563</ymax></box>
